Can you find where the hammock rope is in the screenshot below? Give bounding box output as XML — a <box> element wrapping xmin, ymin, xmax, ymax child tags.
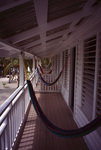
<box><xmin>22</xmin><ymin>55</ymin><xmax>101</xmax><ymax>138</ymax></box>
<box><xmin>37</xmin><ymin>56</ymin><xmax>68</xmax><ymax>86</ymax></box>
<box><xmin>39</xmin><ymin>65</ymin><xmax>52</xmax><ymax>74</ymax></box>
<box><xmin>37</xmin><ymin>68</ymin><xmax>62</xmax><ymax>86</ymax></box>
<box><xmin>27</xmin><ymin>79</ymin><xmax>101</xmax><ymax>138</ymax></box>
<box><xmin>41</xmin><ymin>62</ymin><xmax>52</xmax><ymax>69</ymax></box>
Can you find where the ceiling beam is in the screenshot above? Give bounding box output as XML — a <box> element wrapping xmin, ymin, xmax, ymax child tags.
<box><xmin>34</xmin><ymin>0</ymin><xmax>48</xmax><ymax>46</ymax></box>
<box><xmin>83</xmin><ymin>0</ymin><xmax>97</xmax><ymax>14</ymax></box>
<box><xmin>6</xmin><ymin>2</ymin><xmax>95</xmax><ymax>44</ymax></box>
<box><xmin>27</xmin><ymin>38</ymin><xmax>62</xmax><ymax>54</ymax></box>
<box><xmin>21</xmin><ymin>30</ymin><xmax>65</xmax><ymax>49</ymax></box>
<box><xmin>7</xmin><ymin>27</ymin><xmax>40</xmax><ymax>44</ymax></box>
<box><xmin>22</xmin><ymin>39</ymin><xmax>41</xmax><ymax>49</ymax></box>
<box><xmin>63</xmin><ymin>18</ymin><xmax>81</xmax><ymax>40</ymax></box>
<box><xmin>28</xmin><ymin>45</ymin><xmax>43</xmax><ymax>53</ymax></box>
<box><xmin>36</xmin><ymin>48</ymin><xmax>58</xmax><ymax>58</ymax></box>
<box><xmin>0</xmin><ymin>38</ymin><xmax>34</xmax><ymax>58</ymax></box>
<box><xmin>34</xmin><ymin>0</ymin><xmax>48</xmax><ymax>26</ymax></box>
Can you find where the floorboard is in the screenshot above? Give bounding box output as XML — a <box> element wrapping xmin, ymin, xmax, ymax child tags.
<box><xmin>17</xmin><ymin>92</ymin><xmax>88</xmax><ymax>150</ymax></box>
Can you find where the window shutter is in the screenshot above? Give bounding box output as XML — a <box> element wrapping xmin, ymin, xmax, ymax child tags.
<box><xmin>64</xmin><ymin>50</ymin><xmax>68</xmax><ymax>88</ymax></box>
<box><xmin>96</xmin><ymin>35</ymin><xmax>101</xmax><ymax>136</ymax></box>
<box><xmin>81</xmin><ymin>36</ymin><xmax>96</xmax><ymax>121</ymax></box>
<box><xmin>62</xmin><ymin>51</ymin><xmax>65</xmax><ymax>82</ymax></box>
<box><xmin>96</xmin><ymin>47</ymin><xmax>101</xmax><ymax>116</ymax></box>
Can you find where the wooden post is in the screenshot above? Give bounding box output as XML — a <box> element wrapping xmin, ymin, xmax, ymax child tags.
<box><xmin>19</xmin><ymin>53</ymin><xmax>24</xmax><ymax>87</ymax></box>
<box><xmin>33</xmin><ymin>56</ymin><xmax>35</xmax><ymax>73</ymax></box>
<box><xmin>19</xmin><ymin>53</ymin><xmax>25</xmax><ymax>123</ymax></box>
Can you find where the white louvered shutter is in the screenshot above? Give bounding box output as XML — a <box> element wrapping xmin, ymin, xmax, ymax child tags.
<box><xmin>64</xmin><ymin>50</ymin><xmax>68</xmax><ymax>88</ymax></box>
<box><xmin>96</xmin><ymin>35</ymin><xmax>101</xmax><ymax>136</ymax></box>
<box><xmin>62</xmin><ymin>51</ymin><xmax>65</xmax><ymax>83</ymax></box>
<box><xmin>81</xmin><ymin>36</ymin><xmax>96</xmax><ymax>121</ymax></box>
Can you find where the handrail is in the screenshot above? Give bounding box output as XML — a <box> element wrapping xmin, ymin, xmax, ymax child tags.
<box><xmin>0</xmin><ymin>86</ymin><xmax>23</xmax><ymax>125</ymax></box>
<box><xmin>0</xmin><ymin>86</ymin><xmax>23</xmax><ymax>116</ymax></box>
<box><xmin>0</xmin><ymin>69</ymin><xmax>37</xmax><ymax>124</ymax></box>
<box><xmin>0</xmin><ymin>69</ymin><xmax>39</xmax><ymax>150</ymax></box>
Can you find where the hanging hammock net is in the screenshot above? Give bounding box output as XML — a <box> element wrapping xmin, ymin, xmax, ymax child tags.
<box><xmin>27</xmin><ymin>80</ymin><xmax>101</xmax><ymax>138</ymax></box>
<box><xmin>39</xmin><ymin>65</ymin><xmax>52</xmax><ymax>74</ymax></box>
<box><xmin>37</xmin><ymin>56</ymin><xmax>68</xmax><ymax>86</ymax></box>
<box><xmin>22</xmin><ymin>55</ymin><xmax>101</xmax><ymax>138</ymax></box>
<box><xmin>37</xmin><ymin>67</ymin><xmax>62</xmax><ymax>86</ymax></box>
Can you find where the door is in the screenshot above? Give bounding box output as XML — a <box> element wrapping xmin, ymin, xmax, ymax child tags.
<box><xmin>69</xmin><ymin>47</ymin><xmax>76</xmax><ymax>112</ymax></box>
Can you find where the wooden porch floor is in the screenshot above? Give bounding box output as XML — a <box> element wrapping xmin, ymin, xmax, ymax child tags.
<box><xmin>17</xmin><ymin>92</ymin><xmax>88</xmax><ymax>150</ymax></box>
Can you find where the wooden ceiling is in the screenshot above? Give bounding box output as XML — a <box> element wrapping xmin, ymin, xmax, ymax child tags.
<box><xmin>48</xmin><ymin>0</ymin><xmax>88</xmax><ymax>22</ymax></box>
<box><xmin>0</xmin><ymin>0</ymin><xmax>101</xmax><ymax>58</ymax></box>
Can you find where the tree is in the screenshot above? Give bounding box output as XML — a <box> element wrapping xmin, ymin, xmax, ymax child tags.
<box><xmin>4</xmin><ymin>57</ymin><xmax>19</xmax><ymax>83</ymax></box>
<box><xmin>0</xmin><ymin>57</ymin><xmax>10</xmax><ymax>77</ymax></box>
<box><xmin>1</xmin><ymin>57</ymin><xmax>33</xmax><ymax>87</ymax></box>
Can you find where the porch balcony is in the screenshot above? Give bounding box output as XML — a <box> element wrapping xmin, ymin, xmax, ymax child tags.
<box><xmin>0</xmin><ymin>0</ymin><xmax>101</xmax><ymax>150</ymax></box>
<box><xmin>0</xmin><ymin>70</ymin><xmax>88</xmax><ymax>150</ymax></box>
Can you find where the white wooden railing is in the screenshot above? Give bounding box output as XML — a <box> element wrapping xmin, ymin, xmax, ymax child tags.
<box><xmin>0</xmin><ymin>71</ymin><xmax>61</xmax><ymax>150</ymax></box>
<box><xmin>35</xmin><ymin>74</ymin><xmax>62</xmax><ymax>92</ymax></box>
<box><xmin>0</xmin><ymin>70</ymin><xmax>38</xmax><ymax>150</ymax></box>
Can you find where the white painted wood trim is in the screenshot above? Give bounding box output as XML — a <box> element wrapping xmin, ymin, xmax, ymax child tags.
<box><xmin>93</xmin><ymin>33</ymin><xmax>100</xmax><ymax>119</ymax></box>
<box><xmin>19</xmin><ymin>54</ymin><xmax>24</xmax><ymax>87</ymax></box>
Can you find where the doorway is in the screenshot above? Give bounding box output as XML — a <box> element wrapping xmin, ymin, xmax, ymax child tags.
<box><xmin>69</xmin><ymin>47</ymin><xmax>76</xmax><ymax>112</ymax></box>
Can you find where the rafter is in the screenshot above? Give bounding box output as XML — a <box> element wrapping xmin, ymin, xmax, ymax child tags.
<box><xmin>6</xmin><ymin>2</ymin><xmax>95</xmax><ymax>44</ymax></box>
<box><xmin>22</xmin><ymin>39</ymin><xmax>41</xmax><ymax>49</ymax></box>
<box><xmin>34</xmin><ymin>0</ymin><xmax>48</xmax><ymax>46</ymax></box>
<box><xmin>21</xmin><ymin>30</ymin><xmax>65</xmax><ymax>50</ymax></box>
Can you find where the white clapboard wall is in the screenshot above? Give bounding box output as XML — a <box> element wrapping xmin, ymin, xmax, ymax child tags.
<box><xmin>74</xmin><ymin>34</ymin><xmax>101</xmax><ymax>150</ymax></box>
<box><xmin>61</xmin><ymin>49</ymin><xmax>70</xmax><ymax>105</ymax></box>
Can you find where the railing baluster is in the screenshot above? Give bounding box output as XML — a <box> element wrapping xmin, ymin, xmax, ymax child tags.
<box><xmin>5</xmin><ymin>126</ymin><xmax>8</xmax><ymax>150</ymax></box>
<box><xmin>0</xmin><ymin>70</ymin><xmax>38</xmax><ymax>150</ymax></box>
<box><xmin>1</xmin><ymin>133</ymin><xmax>4</xmax><ymax>150</ymax></box>
<box><xmin>35</xmin><ymin>73</ymin><xmax>61</xmax><ymax>92</ymax></box>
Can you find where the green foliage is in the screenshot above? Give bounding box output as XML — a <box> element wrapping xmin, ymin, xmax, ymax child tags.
<box><xmin>4</xmin><ymin>58</ymin><xmax>19</xmax><ymax>76</ymax></box>
<box><xmin>0</xmin><ymin>57</ymin><xmax>33</xmax><ymax>78</ymax></box>
<box><xmin>0</xmin><ymin>57</ymin><xmax>11</xmax><ymax>76</ymax></box>
<box><xmin>41</xmin><ymin>58</ymin><xmax>50</xmax><ymax>66</ymax></box>
<box><xmin>2</xmin><ymin>82</ymin><xmax>6</xmax><ymax>87</ymax></box>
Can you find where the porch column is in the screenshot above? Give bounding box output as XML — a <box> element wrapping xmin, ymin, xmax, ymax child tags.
<box><xmin>32</xmin><ymin>56</ymin><xmax>37</xmax><ymax>89</ymax></box>
<box><xmin>19</xmin><ymin>53</ymin><xmax>24</xmax><ymax>87</ymax></box>
<box><xmin>37</xmin><ymin>57</ymin><xmax>39</xmax><ymax>68</ymax></box>
<box><xmin>33</xmin><ymin>56</ymin><xmax>35</xmax><ymax>73</ymax></box>
<box><xmin>35</xmin><ymin>57</ymin><xmax>38</xmax><ymax>68</ymax></box>
<box><xmin>39</xmin><ymin>58</ymin><xmax>41</xmax><ymax>66</ymax></box>
<box><xmin>19</xmin><ymin>53</ymin><xmax>25</xmax><ymax>121</ymax></box>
